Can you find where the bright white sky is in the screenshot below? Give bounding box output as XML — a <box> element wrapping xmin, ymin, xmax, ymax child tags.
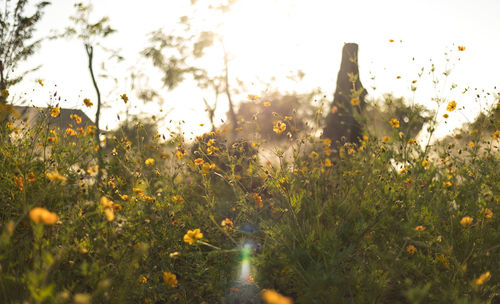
<box><xmin>11</xmin><ymin>0</ymin><xmax>500</xmax><ymax>140</ymax></box>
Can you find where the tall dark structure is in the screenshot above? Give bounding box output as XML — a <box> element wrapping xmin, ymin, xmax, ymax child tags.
<box><xmin>323</xmin><ymin>43</ymin><xmax>366</xmax><ymax>146</ymax></box>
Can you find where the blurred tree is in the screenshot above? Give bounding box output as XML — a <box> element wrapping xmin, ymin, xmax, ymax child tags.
<box><xmin>0</xmin><ymin>0</ymin><xmax>50</xmax><ymax>96</ymax></box>
<box><xmin>58</xmin><ymin>2</ymin><xmax>119</xmax><ymax>181</ymax></box>
<box><xmin>142</xmin><ymin>0</ymin><xmax>239</xmax><ymax>133</ymax></box>
<box><xmin>235</xmin><ymin>91</ymin><xmax>316</xmax><ymax>142</ymax></box>
<box><xmin>363</xmin><ymin>94</ymin><xmax>432</xmax><ymax>141</ymax></box>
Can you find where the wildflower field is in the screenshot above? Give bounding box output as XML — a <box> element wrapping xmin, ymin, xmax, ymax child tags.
<box><xmin>1</xmin><ymin>87</ymin><xmax>499</xmax><ymax>304</ymax></box>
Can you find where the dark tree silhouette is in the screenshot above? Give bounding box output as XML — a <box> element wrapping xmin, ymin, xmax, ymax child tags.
<box><xmin>323</xmin><ymin>43</ymin><xmax>366</xmax><ymax>146</ymax></box>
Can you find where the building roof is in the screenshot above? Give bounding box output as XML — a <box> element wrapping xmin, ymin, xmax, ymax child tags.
<box><xmin>11</xmin><ymin>105</ymin><xmax>94</xmax><ymax>130</ymax></box>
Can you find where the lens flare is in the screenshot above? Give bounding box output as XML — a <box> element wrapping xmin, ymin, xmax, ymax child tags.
<box><xmin>239</xmin><ymin>242</ymin><xmax>252</xmax><ymax>282</ymax></box>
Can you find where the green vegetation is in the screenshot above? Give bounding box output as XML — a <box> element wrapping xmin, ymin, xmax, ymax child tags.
<box><xmin>0</xmin><ymin>90</ymin><xmax>499</xmax><ymax>303</ymax></box>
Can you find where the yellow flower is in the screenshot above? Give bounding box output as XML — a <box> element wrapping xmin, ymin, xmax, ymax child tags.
<box><xmin>101</xmin><ymin>196</ymin><xmax>113</xmax><ymax>208</ymax></box>
<box><xmin>83</xmin><ymin>98</ymin><xmax>93</xmax><ymax>107</ymax></box>
<box><xmin>29</xmin><ymin>207</ymin><xmax>58</xmax><ymax>225</ymax></box>
<box><xmin>484</xmin><ymin>208</ymin><xmax>493</xmax><ymax>219</ymax></box>
<box><xmin>176</xmin><ymin>150</ymin><xmax>186</xmax><ymax>159</ymax></box>
<box><xmin>414</xmin><ymin>225</ymin><xmax>426</xmax><ymax>231</ymax></box>
<box><xmin>121</xmin><ymin>194</ymin><xmax>130</xmax><ymax>201</ymax></box>
<box><xmin>273</xmin><ymin>120</ymin><xmax>286</xmax><ymax>134</ymax></box>
<box><xmin>263</xmin><ymin>101</ymin><xmax>271</xmax><ymax>107</ymax></box>
<box><xmin>382</xmin><ymin>136</ymin><xmax>391</xmax><ymax>143</ymax></box>
<box><xmin>87</xmin><ymin>165</ymin><xmax>98</xmax><ymax>176</ymax></box>
<box><xmin>475</xmin><ymin>271</ymin><xmax>491</xmax><ymax>285</ymax></box>
<box><xmin>70</xmin><ymin>114</ymin><xmax>82</xmax><ymax>124</ymax></box>
<box><xmin>104</xmin><ymin>208</ymin><xmax>114</xmax><ymax>221</ymax></box>
<box><xmin>6</xmin><ymin>122</ymin><xmax>14</xmax><ymax>130</ymax></box>
<box><xmin>324</xmin><ymin>158</ymin><xmax>332</xmax><ymax>167</ymax></box>
<box><xmin>65</xmin><ymin>128</ymin><xmax>77</xmax><ymax>136</ymax></box>
<box><xmin>145</xmin><ymin>158</ymin><xmax>155</xmax><ymax>166</ymax></box>
<box><xmin>46</xmin><ymin>171</ymin><xmax>67</xmax><ymax>184</ymax></box>
<box><xmin>261</xmin><ymin>289</ymin><xmax>293</xmax><ymax>304</ymax></box>
<box><xmin>86</xmin><ymin>125</ymin><xmax>97</xmax><ymax>136</ymax></box>
<box><xmin>442</xmin><ymin>181</ymin><xmax>452</xmax><ymax>187</ymax></box>
<box><xmin>194</xmin><ymin>158</ymin><xmax>204</xmax><ymax>165</ymax></box>
<box><xmin>1</xmin><ymin>89</ymin><xmax>9</xmax><ymax>99</ymax></box>
<box><xmin>172</xmin><ymin>195</ymin><xmax>184</xmax><ymax>204</ymax></box>
<box><xmin>120</xmin><ymin>94</ymin><xmax>128</xmax><ymax>104</ymax></box>
<box><xmin>389</xmin><ymin>118</ymin><xmax>400</xmax><ymax>128</ymax></box>
<box><xmin>309</xmin><ymin>151</ymin><xmax>319</xmax><ymax>159</ymax></box>
<box><xmin>163</xmin><ymin>272</ymin><xmax>178</xmax><ymax>287</ymax></box>
<box><xmin>133</xmin><ymin>188</ymin><xmax>145</xmax><ymax>197</ymax></box>
<box><xmin>460</xmin><ymin>216</ymin><xmax>473</xmax><ymax>227</ymax></box>
<box><xmin>458</xmin><ymin>45</ymin><xmax>466</xmax><ymax>51</ymax></box>
<box><xmin>201</xmin><ymin>162</ymin><xmax>216</xmax><ymax>175</ymax></box>
<box><xmin>493</xmin><ymin>130</ymin><xmax>500</xmax><ymax>140</ymax></box>
<box><xmin>350</xmin><ymin>97</ymin><xmax>360</xmax><ymax>106</ymax></box>
<box><xmin>407</xmin><ymin>138</ymin><xmax>416</xmax><ymax>144</ymax></box>
<box><xmin>248</xmin><ymin>94</ymin><xmax>259</xmax><ymax>101</ymax></box>
<box><xmin>446</xmin><ymin>100</ymin><xmax>457</xmax><ymax>112</ymax></box>
<box><xmin>206</xmin><ymin>145</ymin><xmax>219</xmax><ymax>155</ymax></box>
<box><xmin>37</xmin><ymin>79</ymin><xmax>44</xmax><ymax>86</ymax></box>
<box><xmin>284</xmin><ymin>116</ymin><xmax>292</xmax><ymax>121</ymax></box>
<box><xmin>406</xmin><ymin>245</ymin><xmax>417</xmax><ymax>255</ymax></box>
<box><xmin>183</xmin><ymin>228</ymin><xmax>203</xmax><ymax>245</ymax></box>
<box><xmin>27</xmin><ymin>172</ymin><xmax>36</xmax><ymax>182</ymax></box>
<box><xmin>50</xmin><ymin>107</ymin><xmax>60</xmax><ymax>117</ymax></box>
<box><xmin>421</xmin><ymin>160</ymin><xmax>430</xmax><ymax>168</ymax></box>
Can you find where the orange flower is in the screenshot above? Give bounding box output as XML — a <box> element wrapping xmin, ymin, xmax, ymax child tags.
<box><xmin>389</xmin><ymin>118</ymin><xmax>400</xmax><ymax>128</ymax></box>
<box><xmin>83</xmin><ymin>98</ymin><xmax>93</xmax><ymax>107</ymax></box>
<box><xmin>484</xmin><ymin>208</ymin><xmax>493</xmax><ymax>219</ymax></box>
<box><xmin>50</xmin><ymin>107</ymin><xmax>60</xmax><ymax>117</ymax></box>
<box><xmin>172</xmin><ymin>195</ymin><xmax>184</xmax><ymax>204</ymax></box>
<box><xmin>350</xmin><ymin>97</ymin><xmax>360</xmax><ymax>106</ymax></box>
<box><xmin>414</xmin><ymin>225</ymin><xmax>426</xmax><ymax>231</ymax></box>
<box><xmin>29</xmin><ymin>207</ymin><xmax>58</xmax><ymax>225</ymax></box>
<box><xmin>253</xmin><ymin>193</ymin><xmax>263</xmax><ymax>208</ymax></box>
<box><xmin>221</xmin><ymin>218</ymin><xmax>234</xmax><ymax>231</ymax></box>
<box><xmin>475</xmin><ymin>271</ymin><xmax>491</xmax><ymax>285</ymax></box>
<box><xmin>194</xmin><ymin>158</ymin><xmax>204</xmax><ymax>165</ymax></box>
<box><xmin>120</xmin><ymin>94</ymin><xmax>128</xmax><ymax>104</ymax></box>
<box><xmin>261</xmin><ymin>289</ymin><xmax>293</xmax><ymax>304</ymax></box>
<box><xmin>406</xmin><ymin>245</ymin><xmax>417</xmax><ymax>255</ymax></box>
<box><xmin>457</xmin><ymin>45</ymin><xmax>466</xmax><ymax>51</ymax></box>
<box><xmin>493</xmin><ymin>130</ymin><xmax>500</xmax><ymax>140</ymax></box>
<box><xmin>163</xmin><ymin>272</ymin><xmax>178</xmax><ymax>287</ymax></box>
<box><xmin>14</xmin><ymin>176</ymin><xmax>24</xmax><ymax>191</ymax></box>
<box><xmin>70</xmin><ymin>114</ymin><xmax>82</xmax><ymax>124</ymax></box>
<box><xmin>65</xmin><ymin>128</ymin><xmax>77</xmax><ymax>136</ymax></box>
<box><xmin>446</xmin><ymin>100</ymin><xmax>457</xmax><ymax>112</ymax></box>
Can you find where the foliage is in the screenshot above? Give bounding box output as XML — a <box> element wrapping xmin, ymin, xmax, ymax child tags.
<box><xmin>0</xmin><ymin>0</ymin><xmax>50</xmax><ymax>93</ymax></box>
<box><xmin>0</xmin><ymin>86</ymin><xmax>499</xmax><ymax>303</ymax></box>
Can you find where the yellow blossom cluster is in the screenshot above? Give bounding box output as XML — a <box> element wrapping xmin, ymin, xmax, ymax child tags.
<box><xmin>29</xmin><ymin>207</ymin><xmax>58</xmax><ymax>225</ymax></box>
<box><xmin>183</xmin><ymin>229</ymin><xmax>203</xmax><ymax>245</ymax></box>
